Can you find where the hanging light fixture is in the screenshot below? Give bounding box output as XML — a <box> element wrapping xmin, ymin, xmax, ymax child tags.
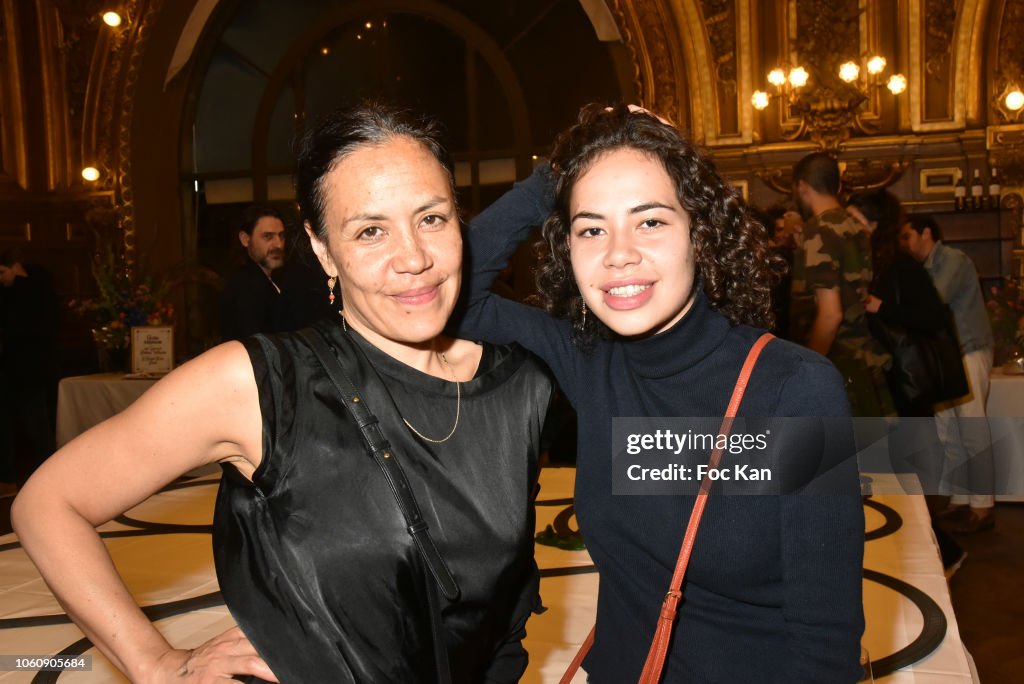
<box><xmin>752</xmin><ymin>54</ymin><xmax>906</xmax><ymax>149</ymax></box>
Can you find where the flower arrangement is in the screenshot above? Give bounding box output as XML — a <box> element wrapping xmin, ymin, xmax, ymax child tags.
<box><xmin>986</xmin><ymin>279</ymin><xmax>1024</xmax><ymax>366</ymax></box>
<box><xmin>69</xmin><ymin>242</ymin><xmax>174</xmax><ymax>351</ymax></box>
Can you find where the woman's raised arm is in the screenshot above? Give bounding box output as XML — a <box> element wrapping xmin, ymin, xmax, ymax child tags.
<box><xmin>11</xmin><ymin>342</ymin><xmax>277</xmax><ymax>683</ymax></box>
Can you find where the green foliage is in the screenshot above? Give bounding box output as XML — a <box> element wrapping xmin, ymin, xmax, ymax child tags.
<box><xmin>68</xmin><ymin>235</ymin><xmax>174</xmax><ymax>351</ymax></box>
<box><xmin>987</xmin><ymin>280</ymin><xmax>1024</xmax><ymax>365</ymax></box>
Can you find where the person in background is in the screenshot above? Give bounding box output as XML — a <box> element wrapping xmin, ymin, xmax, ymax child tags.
<box><xmin>13</xmin><ymin>104</ymin><xmax>552</xmax><ymax>682</ymax></box>
<box><xmin>458</xmin><ymin>104</ymin><xmax>865</xmax><ymax>682</ymax></box>
<box><xmin>849</xmin><ymin>191</ymin><xmax>948</xmax><ymax>416</ymax></box>
<box><xmin>900</xmin><ymin>214</ymin><xmax>996</xmax><ymax>533</ymax></box>
<box><xmin>848</xmin><ymin>192</ymin><xmax>968</xmax><ymax>574</ymax></box>
<box><xmin>220</xmin><ymin>205</ymin><xmax>286</xmax><ymax>341</ymax></box>
<box><xmin>0</xmin><ymin>246</ymin><xmax>57</xmax><ymax>495</ymax></box>
<box><xmin>761</xmin><ymin>203</ymin><xmax>803</xmax><ymax>339</ymax></box>
<box><xmin>277</xmin><ymin>228</ymin><xmax>340</xmax><ymax>331</ymax></box>
<box><xmin>791</xmin><ymin>152</ymin><xmax>894</xmax><ymax>416</ymax></box>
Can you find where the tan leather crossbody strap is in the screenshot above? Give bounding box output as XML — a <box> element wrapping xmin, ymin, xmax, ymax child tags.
<box><xmin>561</xmin><ymin>332</ymin><xmax>774</xmax><ymax>684</ymax></box>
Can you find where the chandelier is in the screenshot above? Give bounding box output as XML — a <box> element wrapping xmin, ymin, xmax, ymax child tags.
<box><xmin>752</xmin><ymin>54</ymin><xmax>907</xmax><ymax>151</ymax></box>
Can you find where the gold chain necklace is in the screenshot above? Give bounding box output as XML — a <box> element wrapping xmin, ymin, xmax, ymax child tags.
<box><xmin>341</xmin><ymin>314</ymin><xmax>462</xmax><ymax>444</ymax></box>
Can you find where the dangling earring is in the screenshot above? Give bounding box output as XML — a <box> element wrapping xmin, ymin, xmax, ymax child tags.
<box><xmin>327</xmin><ymin>276</ymin><xmax>337</xmax><ymax>305</ymax></box>
<box><xmin>581</xmin><ymin>300</ymin><xmax>587</xmax><ymax>327</ymax></box>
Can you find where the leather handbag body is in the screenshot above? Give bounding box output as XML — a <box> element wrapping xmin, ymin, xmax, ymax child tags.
<box><xmin>871</xmin><ymin>274</ymin><xmax>968</xmax><ymax>404</ymax></box>
<box><xmin>876</xmin><ymin>313</ymin><xmax>968</xmax><ymax>404</ymax></box>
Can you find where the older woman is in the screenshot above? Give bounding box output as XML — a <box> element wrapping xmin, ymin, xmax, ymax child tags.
<box><xmin>458</xmin><ymin>104</ymin><xmax>864</xmax><ymax>682</ymax></box>
<box><xmin>13</xmin><ymin>104</ymin><xmax>551</xmax><ymax>683</ymax></box>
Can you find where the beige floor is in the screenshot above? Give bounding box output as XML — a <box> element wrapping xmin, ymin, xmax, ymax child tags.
<box><xmin>0</xmin><ymin>468</ymin><xmax>976</xmax><ymax>682</ymax></box>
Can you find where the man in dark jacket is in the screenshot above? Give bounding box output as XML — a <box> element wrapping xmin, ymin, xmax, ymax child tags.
<box><xmin>0</xmin><ymin>246</ymin><xmax>58</xmax><ymax>492</ymax></box>
<box><xmin>220</xmin><ymin>206</ymin><xmax>286</xmax><ymax>341</ymax></box>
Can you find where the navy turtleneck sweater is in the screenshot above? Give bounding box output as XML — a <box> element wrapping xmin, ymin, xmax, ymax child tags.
<box><xmin>456</xmin><ymin>167</ymin><xmax>865</xmax><ymax>683</ymax></box>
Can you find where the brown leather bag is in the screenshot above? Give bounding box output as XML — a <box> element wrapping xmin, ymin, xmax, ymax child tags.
<box><xmin>559</xmin><ymin>333</ymin><xmax>775</xmax><ymax>684</ymax></box>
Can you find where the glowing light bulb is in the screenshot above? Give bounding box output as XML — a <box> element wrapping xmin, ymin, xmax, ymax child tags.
<box><xmin>1005</xmin><ymin>89</ymin><xmax>1024</xmax><ymax>112</ymax></box>
<box><xmin>838</xmin><ymin>61</ymin><xmax>860</xmax><ymax>83</ymax></box>
<box><xmin>82</xmin><ymin>167</ymin><xmax>100</xmax><ymax>182</ymax></box>
<box><xmin>767</xmin><ymin>69</ymin><xmax>786</xmax><ymax>87</ymax></box>
<box><xmin>751</xmin><ymin>90</ymin><xmax>770</xmax><ymax>110</ymax></box>
<box><xmin>788</xmin><ymin>67</ymin><xmax>809</xmax><ymax>88</ymax></box>
<box><xmin>886</xmin><ymin>73</ymin><xmax>908</xmax><ymax>95</ymax></box>
<box><xmin>867</xmin><ymin>56</ymin><xmax>887</xmax><ymax>75</ymax></box>
<box><xmin>102</xmin><ymin>11</ymin><xmax>122</xmax><ymax>27</ymax></box>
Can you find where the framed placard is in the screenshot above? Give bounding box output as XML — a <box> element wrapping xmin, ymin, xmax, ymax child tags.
<box><xmin>919</xmin><ymin>167</ymin><xmax>961</xmax><ymax>194</ymax></box>
<box><xmin>130</xmin><ymin>326</ymin><xmax>174</xmax><ymax>374</ymax></box>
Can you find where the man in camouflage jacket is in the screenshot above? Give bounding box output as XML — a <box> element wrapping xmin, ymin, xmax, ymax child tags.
<box><xmin>790</xmin><ymin>153</ymin><xmax>894</xmax><ymax>416</ymax></box>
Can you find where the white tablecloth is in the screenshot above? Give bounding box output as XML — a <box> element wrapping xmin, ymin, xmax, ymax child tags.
<box><xmin>55</xmin><ymin>373</ymin><xmax>158</xmax><ymax>447</ymax></box>
<box><xmin>987</xmin><ymin>369</ymin><xmax>1024</xmax><ymax>501</ymax></box>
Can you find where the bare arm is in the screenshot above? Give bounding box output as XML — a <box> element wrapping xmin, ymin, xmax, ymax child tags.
<box><xmin>11</xmin><ymin>342</ymin><xmax>277</xmax><ymax>683</ymax></box>
<box><xmin>807</xmin><ymin>287</ymin><xmax>842</xmax><ymax>356</ymax></box>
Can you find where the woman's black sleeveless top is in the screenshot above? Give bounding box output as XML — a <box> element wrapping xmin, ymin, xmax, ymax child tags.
<box><xmin>212</xmin><ymin>320</ymin><xmax>552</xmax><ymax>682</ymax></box>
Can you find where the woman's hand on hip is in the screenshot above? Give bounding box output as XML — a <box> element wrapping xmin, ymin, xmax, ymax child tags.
<box><xmin>149</xmin><ymin>627</ymin><xmax>278</xmax><ymax>683</ymax></box>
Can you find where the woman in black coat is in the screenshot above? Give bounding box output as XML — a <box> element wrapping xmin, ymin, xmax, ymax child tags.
<box><xmin>848</xmin><ymin>191</ymin><xmax>949</xmax><ymax>416</ymax></box>
<box><xmin>848</xmin><ymin>190</ymin><xmax>967</xmax><ymax>571</ymax></box>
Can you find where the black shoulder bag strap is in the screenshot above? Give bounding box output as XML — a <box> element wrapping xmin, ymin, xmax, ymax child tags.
<box><xmin>298</xmin><ymin>327</ymin><xmax>459</xmax><ymax>682</ymax></box>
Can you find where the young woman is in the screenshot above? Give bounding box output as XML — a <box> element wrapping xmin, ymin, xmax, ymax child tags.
<box><xmin>457</xmin><ymin>104</ymin><xmax>865</xmax><ymax>682</ymax></box>
<box><xmin>849</xmin><ymin>190</ymin><xmax>951</xmax><ymax>416</ymax></box>
<box><xmin>13</xmin><ymin>104</ymin><xmax>552</xmax><ymax>683</ymax></box>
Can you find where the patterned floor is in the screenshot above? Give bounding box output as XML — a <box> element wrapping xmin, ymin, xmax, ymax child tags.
<box><xmin>0</xmin><ymin>468</ymin><xmax>975</xmax><ymax>682</ymax></box>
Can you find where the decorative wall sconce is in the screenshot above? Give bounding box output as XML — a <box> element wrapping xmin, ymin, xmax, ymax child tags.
<box><xmin>752</xmin><ymin>54</ymin><xmax>906</xmax><ymax>151</ymax></box>
<box><xmin>97</xmin><ymin>6</ymin><xmax>134</xmax><ymax>50</ymax></box>
<box><xmin>994</xmin><ymin>82</ymin><xmax>1024</xmax><ymax>123</ymax></box>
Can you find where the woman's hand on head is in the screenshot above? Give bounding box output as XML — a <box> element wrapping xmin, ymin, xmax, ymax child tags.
<box><xmin>625</xmin><ymin>103</ymin><xmax>674</xmax><ymax>126</ymax></box>
<box><xmin>148</xmin><ymin>627</ymin><xmax>278</xmax><ymax>683</ymax></box>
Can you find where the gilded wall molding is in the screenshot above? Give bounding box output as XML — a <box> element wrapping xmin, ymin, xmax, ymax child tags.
<box><xmin>908</xmin><ymin>0</ymin><xmax>985</xmax><ymax>131</ymax></box>
<box><xmin>992</xmin><ymin>0</ymin><xmax>1024</xmax><ymax>123</ymax></box>
<box><xmin>998</xmin><ymin>0</ymin><xmax>1024</xmax><ymax>80</ymax></box>
<box><xmin>702</xmin><ymin>0</ymin><xmax>736</xmax><ymax>90</ymax></box>
<box><xmin>613</xmin><ymin>0</ymin><xmax>691</xmax><ymax>137</ymax></box>
<box><xmin>38</xmin><ymin>2</ymin><xmax>73</xmax><ymax>191</ymax></box>
<box><xmin>700</xmin><ymin>0</ymin><xmax>740</xmax><ymax>137</ymax></box>
<box><xmin>670</xmin><ymin>0</ymin><xmax>711</xmax><ymax>142</ymax></box>
<box><xmin>72</xmin><ymin>0</ymin><xmax>163</xmax><ymax>272</ymax></box>
<box><xmin>58</xmin><ymin>5</ymin><xmax>100</xmax><ymax>172</ymax></box>
<box><xmin>964</xmin><ymin>0</ymin><xmax>989</xmax><ymax>124</ymax></box>
<box><xmin>116</xmin><ymin>0</ymin><xmax>163</xmax><ymax>270</ymax></box>
<box><xmin>0</xmin><ymin>0</ymin><xmax>29</xmax><ymax>189</ymax></box>
<box><xmin>988</xmin><ymin>123</ymin><xmax>1024</xmax><ymax>185</ymax></box>
<box><xmin>924</xmin><ymin>0</ymin><xmax>955</xmax><ymax>75</ymax></box>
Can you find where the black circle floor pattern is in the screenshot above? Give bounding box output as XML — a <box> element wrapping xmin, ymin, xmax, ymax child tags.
<box><xmin>2</xmin><ymin>486</ymin><xmax>946</xmax><ymax>679</ymax></box>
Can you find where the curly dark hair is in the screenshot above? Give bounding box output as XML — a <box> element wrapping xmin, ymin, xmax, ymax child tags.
<box><xmin>536</xmin><ymin>103</ymin><xmax>783</xmax><ymax>347</ymax></box>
